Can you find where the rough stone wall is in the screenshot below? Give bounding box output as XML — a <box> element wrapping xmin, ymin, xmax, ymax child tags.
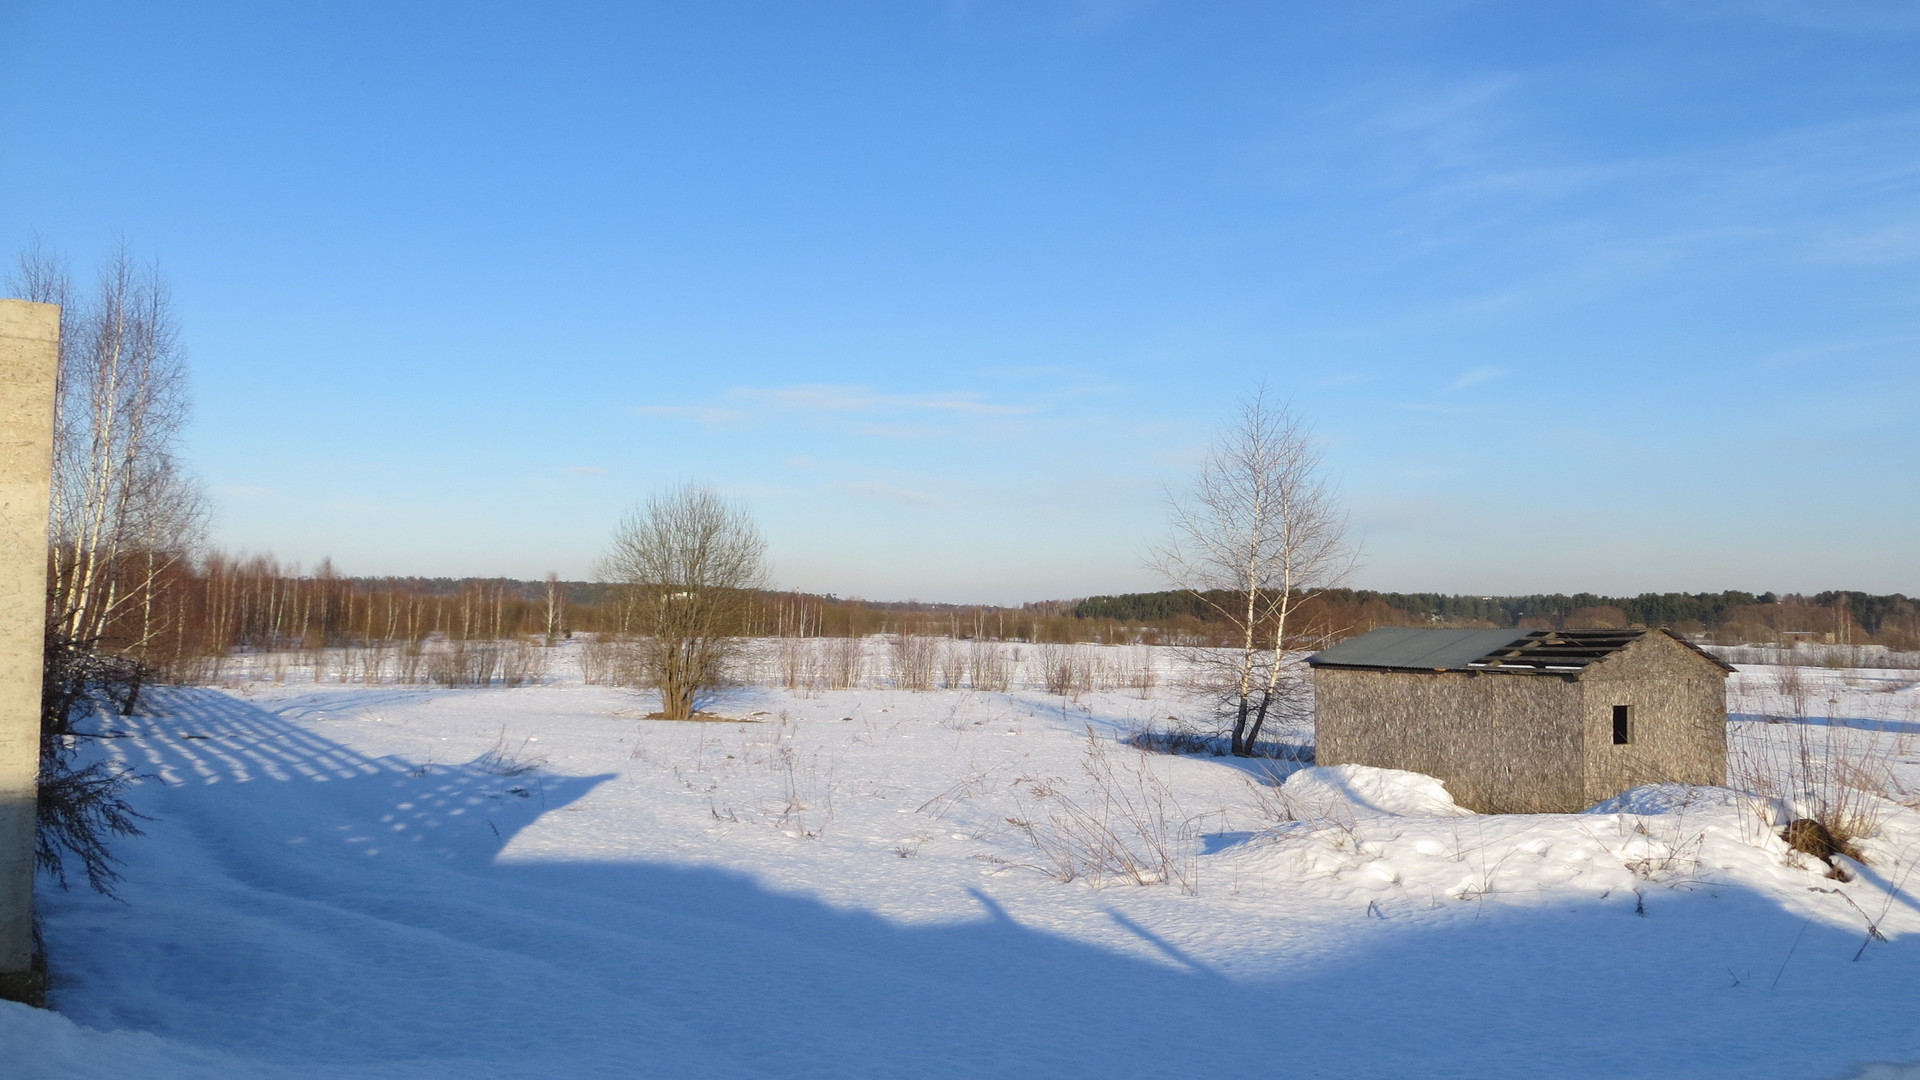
<box><xmin>1578</xmin><ymin>632</ymin><xmax>1728</xmax><ymax>803</ymax></box>
<box><xmin>1313</xmin><ymin>667</ymin><xmax>1587</xmax><ymax>813</ymax></box>
<box><xmin>0</xmin><ymin>299</ymin><xmax>58</xmax><ymax>1000</ymax></box>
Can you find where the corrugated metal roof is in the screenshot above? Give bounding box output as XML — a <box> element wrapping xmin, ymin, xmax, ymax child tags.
<box><xmin>1305</xmin><ymin>627</ymin><xmax>1530</xmax><ymax>671</ymax></box>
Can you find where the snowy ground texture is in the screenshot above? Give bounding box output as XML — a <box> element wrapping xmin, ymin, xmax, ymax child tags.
<box><xmin>9</xmin><ymin>643</ymin><xmax>1920</xmax><ymax>1079</ymax></box>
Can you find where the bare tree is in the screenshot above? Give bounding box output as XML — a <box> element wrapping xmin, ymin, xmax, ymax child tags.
<box><xmin>11</xmin><ymin>241</ymin><xmax>206</xmax><ymax>892</ymax></box>
<box><xmin>543</xmin><ymin>571</ymin><xmax>566</xmax><ymax>645</ymax></box>
<box><xmin>14</xmin><ymin>243</ymin><xmax>207</xmax><ymax>656</ymax></box>
<box><xmin>1150</xmin><ymin>390</ymin><xmax>1353</xmax><ymax>756</ymax></box>
<box><xmin>598</xmin><ymin>485</ymin><xmax>767</xmax><ymax>720</ymax></box>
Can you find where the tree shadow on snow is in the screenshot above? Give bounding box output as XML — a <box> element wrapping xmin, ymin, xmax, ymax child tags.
<box><xmin>1730</xmin><ymin>711</ymin><xmax>1920</xmax><ymax>737</ymax></box>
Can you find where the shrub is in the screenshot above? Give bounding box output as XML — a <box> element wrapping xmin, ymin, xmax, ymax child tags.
<box><xmin>37</xmin><ymin>634</ymin><xmax>148</xmax><ymax>895</ymax></box>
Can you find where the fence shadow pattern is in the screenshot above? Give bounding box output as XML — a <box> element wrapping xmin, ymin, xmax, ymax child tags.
<box><xmin>91</xmin><ymin>687</ymin><xmax>604</xmax><ymax>870</ymax></box>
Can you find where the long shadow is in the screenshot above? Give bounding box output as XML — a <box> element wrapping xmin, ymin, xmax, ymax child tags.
<box><xmin>1005</xmin><ymin>690</ymin><xmax>1317</xmax><ymax>785</ymax></box>
<box><xmin>1731</xmin><ymin>711</ymin><xmax>1920</xmax><ymax>737</ymax></box>
<box><xmin>23</xmin><ymin>687</ymin><xmax>1920</xmax><ymax>1080</ymax></box>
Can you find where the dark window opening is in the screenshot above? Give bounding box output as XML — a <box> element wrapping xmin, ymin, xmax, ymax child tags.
<box><xmin>1612</xmin><ymin>704</ymin><xmax>1633</xmax><ymax>745</ymax></box>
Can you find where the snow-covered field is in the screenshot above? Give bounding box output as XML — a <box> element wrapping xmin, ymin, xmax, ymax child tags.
<box><xmin>9</xmin><ymin>644</ymin><xmax>1920</xmax><ymax>1079</ymax></box>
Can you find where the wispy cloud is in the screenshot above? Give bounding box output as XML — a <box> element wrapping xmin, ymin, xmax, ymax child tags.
<box><xmin>838</xmin><ymin>480</ymin><xmax>940</xmax><ymax>508</ymax></box>
<box><xmin>1298</xmin><ymin>64</ymin><xmax>1920</xmax><ymax>336</ymax></box>
<box><xmin>565</xmin><ymin>465</ymin><xmax>608</xmax><ymax>475</ymax></box>
<box><xmin>635</xmin><ymin>382</ymin><xmax>1058</xmax><ymax>444</ymax></box>
<box><xmin>1805</xmin><ymin>223</ymin><xmax>1920</xmax><ymax>264</ymax></box>
<box><xmin>1393</xmin><ymin>401</ymin><xmax>1493</xmax><ymax>415</ymax></box>
<box><xmin>1447</xmin><ymin>365</ymin><xmax>1502</xmax><ymax>390</ymax></box>
<box><xmin>852</xmin><ymin>423</ymin><xmax>936</xmax><ymax>440</ymax></box>
<box><xmin>1756</xmin><ymin>332</ymin><xmax>1920</xmax><ymax>369</ymax></box>
<box><xmin>732</xmin><ymin>384</ymin><xmax>1036</xmax><ymax>416</ymax></box>
<box><xmin>631</xmin><ymin>405</ymin><xmax>745</xmax><ymax>424</ymax></box>
<box><xmin>976</xmin><ymin>364</ymin><xmax>1072</xmax><ymax>380</ymax></box>
<box><xmin>1353</xmin><ymin>75</ymin><xmax>1524</xmax><ymax>163</ymax></box>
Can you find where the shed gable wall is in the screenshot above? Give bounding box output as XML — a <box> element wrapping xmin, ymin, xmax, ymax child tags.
<box><xmin>1577</xmin><ymin>632</ymin><xmax>1728</xmax><ymax>802</ymax></box>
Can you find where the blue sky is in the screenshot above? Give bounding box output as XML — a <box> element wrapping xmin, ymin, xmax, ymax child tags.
<box><xmin>3</xmin><ymin>1</ymin><xmax>1916</xmax><ymax>603</ymax></box>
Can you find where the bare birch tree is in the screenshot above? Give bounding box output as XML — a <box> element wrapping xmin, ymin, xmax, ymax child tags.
<box><xmin>598</xmin><ymin>485</ymin><xmax>767</xmax><ymax>720</ymax></box>
<box><xmin>10</xmin><ymin>242</ymin><xmax>206</xmax><ymax>892</ymax></box>
<box><xmin>1150</xmin><ymin>391</ymin><xmax>1353</xmax><ymax>756</ymax></box>
<box><xmin>13</xmin><ymin>243</ymin><xmax>207</xmax><ymax>657</ymax></box>
<box><xmin>543</xmin><ymin>572</ymin><xmax>566</xmax><ymax>645</ymax></box>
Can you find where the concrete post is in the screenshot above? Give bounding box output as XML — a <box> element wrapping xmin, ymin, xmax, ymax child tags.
<box><xmin>0</xmin><ymin>299</ymin><xmax>58</xmax><ymax>1005</ymax></box>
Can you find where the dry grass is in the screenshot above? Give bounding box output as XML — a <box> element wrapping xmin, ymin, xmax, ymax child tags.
<box><xmin>1712</xmin><ymin>643</ymin><xmax>1920</xmax><ymax>671</ymax></box>
<box><xmin>1037</xmin><ymin>643</ymin><xmax>1095</xmax><ymax>697</ymax></box>
<box><xmin>1729</xmin><ymin>663</ymin><xmax>1904</xmax><ymax>861</ymax></box>
<box><xmin>772</xmin><ymin>636</ymin><xmax>819</xmax><ymax>693</ymax></box>
<box><xmin>823</xmin><ymin>636</ymin><xmax>864</xmax><ymax>690</ymax></box>
<box><xmin>223</xmin><ymin>637</ymin><xmax>559</xmax><ymax>689</ymax></box>
<box><xmin>1607</xmin><ymin>815</ymin><xmax>1708</xmax><ymax>885</ymax></box>
<box><xmin>424</xmin><ymin>638</ymin><xmax>551</xmax><ymax>688</ymax></box>
<box><xmin>473</xmin><ymin>727</ymin><xmax>548</xmax><ymax>776</ymax></box>
<box><xmin>754</xmin><ymin>638</ymin><xmax>1155</xmax><ymax>697</ymax></box>
<box><xmin>967</xmin><ymin>640</ymin><xmax>1013</xmax><ymax>692</ymax></box>
<box><xmin>1108</xmin><ymin>645</ymin><xmax>1159</xmax><ymax>698</ymax></box>
<box><xmin>751</xmin><ymin>712</ymin><xmax>838</xmax><ymax>839</ymax></box>
<box><xmin>1007</xmin><ymin>726</ymin><xmax>1197</xmax><ymax>892</ymax></box>
<box><xmin>940</xmin><ymin>640</ymin><xmax>969</xmax><ymax>690</ymax></box>
<box><xmin>580</xmin><ymin>635</ymin><xmax>637</xmax><ymax>686</ymax></box>
<box><xmin>889</xmin><ymin>634</ymin><xmax>939</xmax><ymax>692</ymax></box>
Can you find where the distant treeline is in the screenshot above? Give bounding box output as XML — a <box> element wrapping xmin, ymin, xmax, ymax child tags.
<box><xmin>1073</xmin><ymin>588</ymin><xmax>1920</xmax><ymax>649</ymax></box>
<box><xmin>1074</xmin><ymin>589</ymin><xmax>1774</xmax><ymax>628</ymax></box>
<box><xmin>116</xmin><ymin>551</ymin><xmax>1919</xmax><ymax>680</ymax></box>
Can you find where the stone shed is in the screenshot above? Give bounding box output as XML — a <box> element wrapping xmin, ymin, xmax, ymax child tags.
<box><xmin>1305</xmin><ymin>627</ymin><xmax>1732</xmax><ymax>814</ymax></box>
